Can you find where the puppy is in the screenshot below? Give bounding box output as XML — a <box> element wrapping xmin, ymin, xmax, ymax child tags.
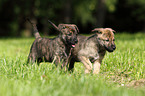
<box><xmin>69</xmin><ymin>28</ymin><xmax>116</xmax><ymax>74</ymax></box>
<box><xmin>27</xmin><ymin>19</ymin><xmax>79</xmax><ymax>68</ymax></box>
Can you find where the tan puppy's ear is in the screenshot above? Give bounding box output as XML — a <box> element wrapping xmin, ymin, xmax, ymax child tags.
<box><xmin>112</xmin><ymin>29</ymin><xmax>116</xmax><ymax>33</ymax></box>
<box><xmin>91</xmin><ymin>28</ymin><xmax>104</xmax><ymax>34</ymax></box>
<box><xmin>105</xmin><ymin>28</ymin><xmax>116</xmax><ymax>33</ymax></box>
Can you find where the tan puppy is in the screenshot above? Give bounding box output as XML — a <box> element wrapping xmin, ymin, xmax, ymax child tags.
<box><xmin>69</xmin><ymin>28</ymin><xmax>116</xmax><ymax>74</ymax></box>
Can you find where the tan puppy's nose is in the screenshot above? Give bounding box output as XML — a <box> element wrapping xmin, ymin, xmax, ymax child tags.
<box><xmin>112</xmin><ymin>45</ymin><xmax>116</xmax><ymax>50</ymax></box>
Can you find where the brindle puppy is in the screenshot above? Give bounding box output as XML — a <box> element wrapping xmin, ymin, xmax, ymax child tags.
<box><xmin>69</xmin><ymin>28</ymin><xmax>116</xmax><ymax>74</ymax></box>
<box><xmin>27</xmin><ymin>19</ymin><xmax>79</xmax><ymax>68</ymax></box>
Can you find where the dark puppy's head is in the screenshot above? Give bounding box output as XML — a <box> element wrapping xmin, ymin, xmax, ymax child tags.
<box><xmin>58</xmin><ymin>24</ymin><xmax>79</xmax><ymax>48</ymax></box>
<box><xmin>48</xmin><ymin>20</ymin><xmax>79</xmax><ymax>48</ymax></box>
<box><xmin>92</xmin><ymin>28</ymin><xmax>116</xmax><ymax>52</ymax></box>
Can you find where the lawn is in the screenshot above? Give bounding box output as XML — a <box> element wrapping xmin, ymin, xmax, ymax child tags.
<box><xmin>0</xmin><ymin>33</ymin><xmax>145</xmax><ymax>96</ymax></box>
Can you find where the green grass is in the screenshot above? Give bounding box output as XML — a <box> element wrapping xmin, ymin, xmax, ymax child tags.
<box><xmin>0</xmin><ymin>33</ymin><xmax>145</xmax><ymax>96</ymax></box>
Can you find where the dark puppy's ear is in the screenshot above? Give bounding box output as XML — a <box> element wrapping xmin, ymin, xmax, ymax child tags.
<box><xmin>64</xmin><ymin>26</ymin><xmax>69</xmax><ymax>29</ymax></box>
<box><xmin>48</xmin><ymin>20</ymin><xmax>60</xmax><ymax>32</ymax></box>
<box><xmin>58</xmin><ymin>24</ymin><xmax>67</xmax><ymax>30</ymax></box>
<box><xmin>65</xmin><ymin>24</ymin><xmax>79</xmax><ymax>33</ymax></box>
<box><xmin>68</xmin><ymin>24</ymin><xmax>79</xmax><ymax>33</ymax></box>
<box><xmin>74</xmin><ymin>25</ymin><xmax>79</xmax><ymax>33</ymax></box>
<box><xmin>91</xmin><ymin>28</ymin><xmax>104</xmax><ymax>34</ymax></box>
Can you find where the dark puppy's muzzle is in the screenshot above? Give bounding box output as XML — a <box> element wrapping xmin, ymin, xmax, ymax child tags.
<box><xmin>70</xmin><ymin>38</ymin><xmax>78</xmax><ymax>48</ymax></box>
<box><xmin>74</xmin><ymin>38</ymin><xmax>78</xmax><ymax>44</ymax></box>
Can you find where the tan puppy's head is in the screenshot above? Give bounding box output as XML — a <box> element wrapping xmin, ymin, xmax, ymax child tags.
<box><xmin>92</xmin><ymin>28</ymin><xmax>116</xmax><ymax>52</ymax></box>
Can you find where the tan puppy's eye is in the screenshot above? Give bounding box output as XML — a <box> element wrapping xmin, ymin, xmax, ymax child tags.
<box><xmin>113</xmin><ymin>39</ymin><xmax>115</xmax><ymax>41</ymax></box>
<box><xmin>106</xmin><ymin>39</ymin><xmax>109</xmax><ymax>42</ymax></box>
<box><xmin>98</xmin><ymin>38</ymin><xmax>101</xmax><ymax>40</ymax></box>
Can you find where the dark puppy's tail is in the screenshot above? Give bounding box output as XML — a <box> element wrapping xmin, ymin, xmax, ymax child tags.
<box><xmin>48</xmin><ymin>20</ymin><xmax>60</xmax><ymax>32</ymax></box>
<box><xmin>27</xmin><ymin>18</ymin><xmax>41</xmax><ymax>39</ymax></box>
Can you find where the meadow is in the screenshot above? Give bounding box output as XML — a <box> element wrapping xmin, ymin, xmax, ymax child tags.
<box><xmin>0</xmin><ymin>33</ymin><xmax>144</xmax><ymax>96</ymax></box>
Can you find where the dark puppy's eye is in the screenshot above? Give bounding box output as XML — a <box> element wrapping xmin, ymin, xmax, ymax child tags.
<box><xmin>62</xmin><ymin>26</ymin><xmax>66</xmax><ymax>29</ymax></box>
<box><xmin>71</xmin><ymin>29</ymin><xmax>75</xmax><ymax>32</ymax></box>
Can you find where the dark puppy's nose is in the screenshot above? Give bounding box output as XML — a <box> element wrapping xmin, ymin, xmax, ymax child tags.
<box><xmin>74</xmin><ymin>39</ymin><xmax>78</xmax><ymax>43</ymax></box>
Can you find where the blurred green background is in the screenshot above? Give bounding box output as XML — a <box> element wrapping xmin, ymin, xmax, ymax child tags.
<box><xmin>0</xmin><ymin>0</ymin><xmax>145</xmax><ymax>37</ymax></box>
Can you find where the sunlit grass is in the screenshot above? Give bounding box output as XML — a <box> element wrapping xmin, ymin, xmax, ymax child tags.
<box><xmin>0</xmin><ymin>33</ymin><xmax>145</xmax><ymax>96</ymax></box>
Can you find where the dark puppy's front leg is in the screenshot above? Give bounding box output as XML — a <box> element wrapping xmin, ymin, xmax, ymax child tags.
<box><xmin>68</xmin><ymin>58</ymin><xmax>75</xmax><ymax>72</ymax></box>
<box><xmin>61</xmin><ymin>48</ymin><xmax>73</xmax><ymax>71</ymax></box>
<box><xmin>52</xmin><ymin>56</ymin><xmax>69</xmax><ymax>71</ymax></box>
<box><xmin>52</xmin><ymin>55</ymin><xmax>61</xmax><ymax>67</ymax></box>
<box><xmin>61</xmin><ymin>58</ymin><xmax>68</xmax><ymax>71</ymax></box>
